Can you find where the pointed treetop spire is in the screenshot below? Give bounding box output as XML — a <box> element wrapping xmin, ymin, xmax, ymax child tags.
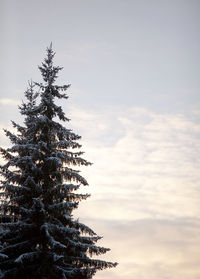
<box><xmin>0</xmin><ymin>45</ymin><xmax>118</xmax><ymax>279</ymax></box>
<box><xmin>38</xmin><ymin>43</ymin><xmax>62</xmax><ymax>85</ymax></box>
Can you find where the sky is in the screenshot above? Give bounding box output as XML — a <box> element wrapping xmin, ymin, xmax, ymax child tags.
<box><xmin>0</xmin><ymin>0</ymin><xmax>200</xmax><ymax>278</ymax></box>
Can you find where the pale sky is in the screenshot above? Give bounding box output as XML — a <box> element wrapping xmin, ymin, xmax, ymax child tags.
<box><xmin>0</xmin><ymin>1</ymin><xmax>200</xmax><ymax>278</ymax></box>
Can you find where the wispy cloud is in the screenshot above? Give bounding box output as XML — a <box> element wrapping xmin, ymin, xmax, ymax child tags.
<box><xmin>0</xmin><ymin>98</ymin><xmax>20</xmax><ymax>106</ymax></box>
<box><xmin>0</xmin><ymin>104</ymin><xmax>199</xmax><ymax>278</ymax></box>
<box><xmin>68</xmin><ymin>105</ymin><xmax>200</xmax><ymax>278</ymax></box>
<box><xmin>91</xmin><ymin>218</ymin><xmax>200</xmax><ymax>279</ymax></box>
<box><xmin>69</xmin><ymin>106</ymin><xmax>200</xmax><ymax>219</ymax></box>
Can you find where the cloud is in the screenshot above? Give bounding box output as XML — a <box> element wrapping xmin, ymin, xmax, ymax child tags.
<box><xmin>0</xmin><ymin>98</ymin><xmax>20</xmax><ymax>106</ymax></box>
<box><xmin>1</xmin><ymin>104</ymin><xmax>200</xmax><ymax>278</ymax></box>
<box><xmin>70</xmin><ymin>106</ymin><xmax>200</xmax><ymax>221</ymax></box>
<box><xmin>84</xmin><ymin>218</ymin><xmax>200</xmax><ymax>279</ymax></box>
<box><xmin>69</xmin><ymin>105</ymin><xmax>200</xmax><ymax>278</ymax></box>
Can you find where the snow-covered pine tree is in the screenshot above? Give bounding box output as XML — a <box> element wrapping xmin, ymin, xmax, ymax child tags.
<box><xmin>0</xmin><ymin>45</ymin><xmax>117</xmax><ymax>279</ymax></box>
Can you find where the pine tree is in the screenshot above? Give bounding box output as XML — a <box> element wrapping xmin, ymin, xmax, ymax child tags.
<box><xmin>0</xmin><ymin>45</ymin><xmax>117</xmax><ymax>279</ymax></box>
